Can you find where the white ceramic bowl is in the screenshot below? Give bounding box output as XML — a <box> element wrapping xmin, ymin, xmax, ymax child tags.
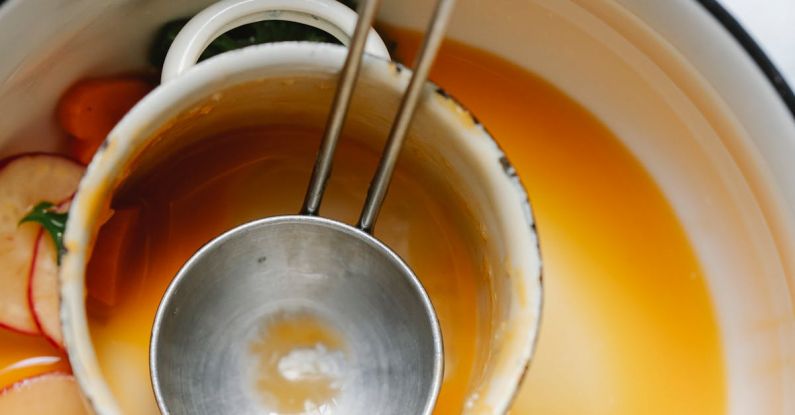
<box><xmin>59</xmin><ymin>42</ymin><xmax>543</xmax><ymax>414</ymax></box>
<box><xmin>0</xmin><ymin>0</ymin><xmax>793</xmax><ymax>414</ymax></box>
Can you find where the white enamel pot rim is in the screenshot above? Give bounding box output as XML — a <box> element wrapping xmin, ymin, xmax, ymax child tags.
<box><xmin>692</xmin><ymin>0</ymin><xmax>795</xmax><ymax>116</ymax></box>
<box><xmin>57</xmin><ymin>5</ymin><xmax>543</xmax><ymax>415</ymax></box>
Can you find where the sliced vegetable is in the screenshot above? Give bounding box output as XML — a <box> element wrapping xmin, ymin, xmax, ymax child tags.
<box><xmin>0</xmin><ymin>154</ymin><xmax>83</xmax><ymax>334</ymax></box>
<box><xmin>68</xmin><ymin>138</ymin><xmax>101</xmax><ymax>168</ymax></box>
<box><xmin>28</xmin><ymin>228</ymin><xmax>64</xmax><ymax>349</ymax></box>
<box><xmin>0</xmin><ymin>372</ymin><xmax>88</xmax><ymax>414</ymax></box>
<box><xmin>56</xmin><ymin>77</ymin><xmax>153</xmax><ymax>163</ymax></box>
<box><xmin>85</xmin><ymin>207</ymin><xmax>142</xmax><ymax>309</ymax></box>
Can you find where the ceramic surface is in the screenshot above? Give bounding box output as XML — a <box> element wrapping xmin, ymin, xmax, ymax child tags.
<box><xmin>0</xmin><ymin>0</ymin><xmax>793</xmax><ymax>414</ymax></box>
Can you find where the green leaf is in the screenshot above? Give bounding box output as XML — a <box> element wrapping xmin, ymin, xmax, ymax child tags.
<box><xmin>19</xmin><ymin>201</ymin><xmax>68</xmax><ymax>265</ymax></box>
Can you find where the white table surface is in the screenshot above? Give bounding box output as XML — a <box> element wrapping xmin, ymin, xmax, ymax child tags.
<box><xmin>719</xmin><ymin>0</ymin><xmax>795</xmax><ymax>85</ymax></box>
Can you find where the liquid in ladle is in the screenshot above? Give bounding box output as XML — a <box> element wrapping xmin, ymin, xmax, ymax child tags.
<box><xmin>248</xmin><ymin>311</ymin><xmax>347</xmax><ymax>414</ymax></box>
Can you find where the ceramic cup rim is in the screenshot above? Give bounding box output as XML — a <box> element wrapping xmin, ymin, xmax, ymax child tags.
<box><xmin>59</xmin><ymin>41</ymin><xmax>543</xmax><ymax>414</ymax></box>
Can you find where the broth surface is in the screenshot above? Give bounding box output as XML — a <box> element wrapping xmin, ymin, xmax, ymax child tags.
<box><xmin>380</xmin><ymin>28</ymin><xmax>726</xmax><ymax>414</ymax></box>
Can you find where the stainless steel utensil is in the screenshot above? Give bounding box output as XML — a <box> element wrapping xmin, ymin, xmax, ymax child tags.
<box><xmin>150</xmin><ymin>0</ymin><xmax>456</xmax><ymax>413</ymax></box>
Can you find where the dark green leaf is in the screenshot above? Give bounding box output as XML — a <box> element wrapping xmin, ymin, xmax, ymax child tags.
<box><xmin>149</xmin><ymin>19</ymin><xmax>340</xmax><ymax>68</ymax></box>
<box><xmin>149</xmin><ymin>18</ymin><xmax>191</xmax><ymax>69</ymax></box>
<box><xmin>19</xmin><ymin>201</ymin><xmax>68</xmax><ymax>265</ymax></box>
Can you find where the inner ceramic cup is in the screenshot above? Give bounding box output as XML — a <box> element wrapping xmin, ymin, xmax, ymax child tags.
<box><xmin>60</xmin><ymin>43</ymin><xmax>541</xmax><ymax>414</ymax></box>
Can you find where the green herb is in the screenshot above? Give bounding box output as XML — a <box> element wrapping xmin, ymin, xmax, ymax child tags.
<box><xmin>148</xmin><ymin>1</ymin><xmax>396</xmax><ymax>68</ymax></box>
<box><xmin>19</xmin><ymin>201</ymin><xmax>68</xmax><ymax>265</ymax></box>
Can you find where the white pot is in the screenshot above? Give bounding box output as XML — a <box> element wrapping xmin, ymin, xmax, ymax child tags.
<box><xmin>3</xmin><ymin>0</ymin><xmax>543</xmax><ymax>413</ymax></box>
<box><xmin>0</xmin><ymin>0</ymin><xmax>793</xmax><ymax>414</ymax></box>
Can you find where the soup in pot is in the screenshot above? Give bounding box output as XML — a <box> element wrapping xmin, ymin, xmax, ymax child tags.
<box><xmin>0</xmin><ymin>25</ymin><xmax>725</xmax><ymax>415</ymax></box>
<box><xmin>84</xmin><ymin>31</ymin><xmax>725</xmax><ymax>414</ymax></box>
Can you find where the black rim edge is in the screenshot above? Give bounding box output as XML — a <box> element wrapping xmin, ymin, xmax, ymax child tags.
<box><xmin>695</xmin><ymin>0</ymin><xmax>795</xmax><ymax>119</ymax></box>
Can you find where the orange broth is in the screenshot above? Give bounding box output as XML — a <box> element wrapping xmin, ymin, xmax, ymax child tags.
<box><xmin>78</xmin><ymin>30</ymin><xmax>726</xmax><ymax>414</ymax></box>
<box><xmin>88</xmin><ymin>130</ymin><xmax>483</xmax><ymax>414</ymax></box>
<box><xmin>380</xmin><ymin>28</ymin><xmax>726</xmax><ymax>414</ymax></box>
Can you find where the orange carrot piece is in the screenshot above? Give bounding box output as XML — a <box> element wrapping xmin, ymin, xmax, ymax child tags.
<box><xmin>57</xmin><ymin>77</ymin><xmax>153</xmax><ymax>162</ymax></box>
<box><xmin>68</xmin><ymin>137</ymin><xmax>100</xmax><ymax>165</ymax></box>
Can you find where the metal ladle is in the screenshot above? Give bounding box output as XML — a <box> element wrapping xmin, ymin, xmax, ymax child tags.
<box><xmin>150</xmin><ymin>0</ymin><xmax>455</xmax><ymax>414</ymax></box>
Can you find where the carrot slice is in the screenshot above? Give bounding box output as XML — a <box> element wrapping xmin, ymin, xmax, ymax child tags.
<box><xmin>67</xmin><ymin>137</ymin><xmax>100</xmax><ymax>166</ymax></box>
<box><xmin>57</xmin><ymin>77</ymin><xmax>153</xmax><ymax>163</ymax></box>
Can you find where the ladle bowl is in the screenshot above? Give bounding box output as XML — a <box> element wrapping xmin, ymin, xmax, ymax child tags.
<box><xmin>150</xmin><ymin>215</ymin><xmax>443</xmax><ymax>414</ymax></box>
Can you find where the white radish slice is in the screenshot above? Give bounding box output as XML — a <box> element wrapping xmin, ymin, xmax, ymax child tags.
<box><xmin>0</xmin><ymin>372</ymin><xmax>88</xmax><ymax>414</ymax></box>
<box><xmin>29</xmin><ymin>228</ymin><xmax>63</xmax><ymax>349</ymax></box>
<box><xmin>0</xmin><ymin>154</ymin><xmax>83</xmax><ymax>334</ymax></box>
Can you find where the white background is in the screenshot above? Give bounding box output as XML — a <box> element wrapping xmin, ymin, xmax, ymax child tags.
<box><xmin>719</xmin><ymin>0</ymin><xmax>795</xmax><ymax>85</ymax></box>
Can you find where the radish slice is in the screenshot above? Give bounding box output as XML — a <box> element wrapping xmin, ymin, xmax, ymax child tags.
<box><xmin>29</xmin><ymin>229</ymin><xmax>63</xmax><ymax>349</ymax></box>
<box><xmin>0</xmin><ymin>372</ymin><xmax>88</xmax><ymax>414</ymax></box>
<box><xmin>0</xmin><ymin>154</ymin><xmax>83</xmax><ymax>334</ymax></box>
<box><xmin>29</xmin><ymin>199</ymin><xmax>71</xmax><ymax>349</ymax></box>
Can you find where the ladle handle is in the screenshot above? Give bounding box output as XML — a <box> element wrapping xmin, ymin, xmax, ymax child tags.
<box><xmin>301</xmin><ymin>0</ymin><xmax>384</xmax><ymax>216</ymax></box>
<box><xmin>302</xmin><ymin>0</ymin><xmax>457</xmax><ymax>231</ymax></box>
<box><xmin>357</xmin><ymin>0</ymin><xmax>457</xmax><ymax>233</ymax></box>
